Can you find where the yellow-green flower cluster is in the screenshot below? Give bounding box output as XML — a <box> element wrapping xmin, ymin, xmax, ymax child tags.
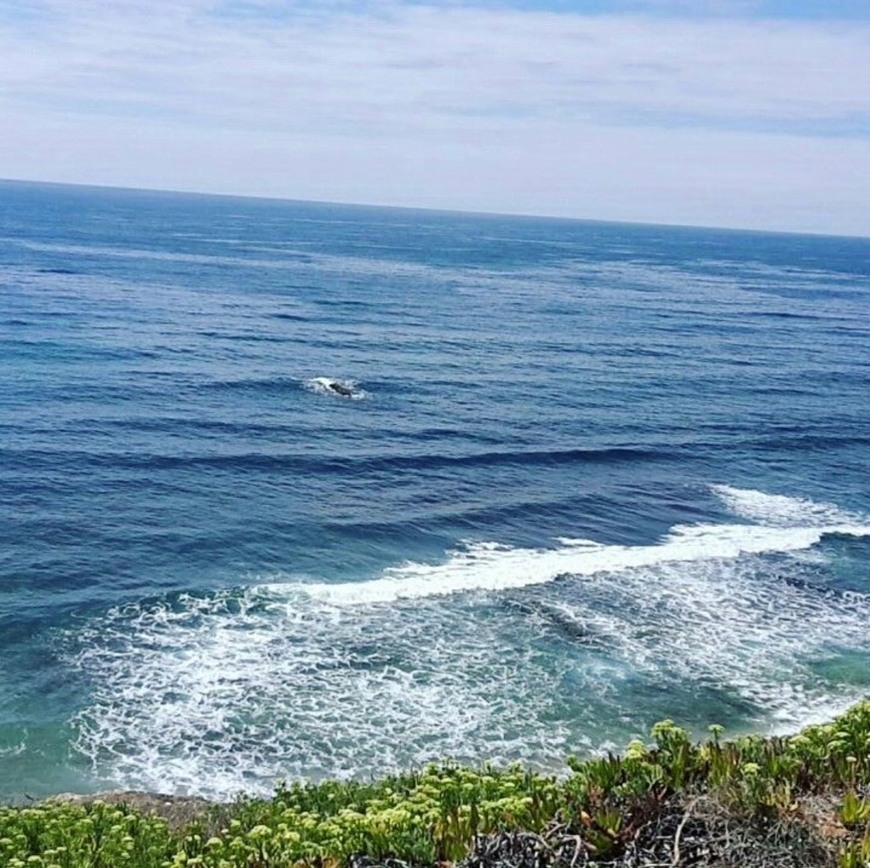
<box><xmin>0</xmin><ymin>800</ymin><xmax>172</xmax><ymax>867</ymax></box>
<box><xmin>209</xmin><ymin>763</ymin><xmax>561</xmax><ymax>865</ymax></box>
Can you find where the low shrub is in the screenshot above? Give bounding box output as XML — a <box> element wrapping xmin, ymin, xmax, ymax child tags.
<box><xmin>1</xmin><ymin>700</ymin><xmax>868</xmax><ymax>867</ymax></box>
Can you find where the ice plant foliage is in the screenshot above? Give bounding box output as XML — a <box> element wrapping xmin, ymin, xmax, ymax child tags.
<box><xmin>1</xmin><ymin>700</ymin><xmax>869</xmax><ymax>866</ymax></box>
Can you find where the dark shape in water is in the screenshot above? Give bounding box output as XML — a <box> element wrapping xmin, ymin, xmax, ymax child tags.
<box><xmin>327</xmin><ymin>381</ymin><xmax>354</xmax><ymax>398</ymax></box>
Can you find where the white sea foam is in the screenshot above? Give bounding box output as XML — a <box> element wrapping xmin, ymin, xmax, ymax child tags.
<box><xmin>534</xmin><ymin>554</ymin><xmax>870</xmax><ymax>723</ymax></box>
<box><xmin>711</xmin><ymin>484</ymin><xmax>865</xmax><ymax>528</ymax></box>
<box><xmin>305</xmin><ymin>376</ymin><xmax>367</xmax><ymax>400</ymax></box>
<box><xmin>0</xmin><ymin>739</ymin><xmax>27</xmax><ymax>758</ymax></box>
<box><xmin>66</xmin><ymin>487</ymin><xmax>870</xmax><ymax>799</ymax></box>
<box><xmin>69</xmin><ymin>591</ymin><xmax>577</xmax><ymax>797</ymax></box>
<box><xmin>271</xmin><ymin>517</ymin><xmax>867</xmax><ymax>607</ymax></box>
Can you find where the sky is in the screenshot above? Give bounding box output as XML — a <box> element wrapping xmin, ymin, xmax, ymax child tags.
<box><xmin>0</xmin><ymin>0</ymin><xmax>868</xmax><ymax>235</ymax></box>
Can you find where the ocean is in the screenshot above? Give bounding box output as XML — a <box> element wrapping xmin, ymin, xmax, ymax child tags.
<box><xmin>0</xmin><ymin>179</ymin><xmax>868</xmax><ymax>801</ymax></box>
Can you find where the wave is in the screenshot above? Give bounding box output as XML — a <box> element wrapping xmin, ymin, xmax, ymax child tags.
<box><xmin>0</xmin><ymin>444</ymin><xmax>675</xmax><ymax>476</ymax></box>
<box><xmin>267</xmin><ymin>487</ymin><xmax>868</xmax><ymax>605</ymax></box>
<box><xmin>196</xmin><ymin>330</ymin><xmax>290</xmax><ymax>343</ymax></box>
<box><xmin>756</xmin><ymin>433</ymin><xmax>870</xmax><ymax>452</ymax></box>
<box><xmin>200</xmin><ymin>376</ymin><xmax>303</xmax><ymax>393</ymax></box>
<box><xmin>64</xmin><ymin>486</ymin><xmax>870</xmax><ymax>798</ymax></box>
<box><xmin>711</xmin><ymin>484</ymin><xmax>866</xmax><ymax>528</ymax></box>
<box><xmin>270</xmin><ymin>312</ymin><xmax>310</xmax><ymax>322</ymax></box>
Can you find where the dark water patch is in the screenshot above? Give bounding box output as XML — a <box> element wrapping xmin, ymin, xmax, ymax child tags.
<box><xmin>150</xmin><ymin>343</ymin><xmax>199</xmax><ymax>356</ymax></box>
<box><xmin>428</xmin><ymin>495</ymin><xmax>600</xmax><ymax>532</ymax></box>
<box><xmin>742</xmin><ymin>383</ymin><xmax>836</xmax><ymax>399</ymax></box>
<box><xmin>777</xmin><ymin>572</ymin><xmax>870</xmax><ymax>603</ymax></box>
<box><xmin>0</xmin><ymin>557</ymin><xmax>122</xmax><ymax>598</ymax></box>
<box><xmin>618</xmin><ymin>678</ymin><xmax>763</xmax><ymax>730</ymax></box>
<box><xmin>316</xmin><ymin>496</ymin><xmax>599</xmax><ymax>547</ymax></box>
<box><xmin>196</xmin><ymin>330</ymin><xmax>290</xmax><ymax>343</ymax></box>
<box><xmin>0</xmin><ymin>444</ymin><xmax>679</xmax><ymax>476</ymax></box>
<box><xmin>269</xmin><ymin>312</ymin><xmax>309</xmax><ymax>322</ymax></box>
<box><xmin>808</xmin><ymin>651</ymin><xmax>870</xmax><ymax>688</ymax></box>
<box><xmin>620</xmin><ymin>345</ymin><xmax>685</xmax><ymax>360</ymax></box>
<box><xmin>828</xmin><ymin>323</ymin><xmax>870</xmax><ymax>337</ymax></box>
<box><xmin>0</xmin><ymin>339</ymin><xmax>159</xmax><ymax>362</ymax></box>
<box><xmin>10</xmin><ymin>309</ymin><xmax>78</xmax><ymax>319</ymax></box>
<box><xmin>740</xmin><ymin>309</ymin><xmax>825</xmax><ymax>322</ymax></box>
<box><xmin>37</xmin><ymin>267</ymin><xmax>80</xmax><ymax>275</ymax></box>
<box><xmin>197</xmin><ymin>376</ymin><xmax>304</xmax><ymax>393</ymax></box>
<box><xmin>756</xmin><ymin>433</ymin><xmax>870</xmax><ymax>452</ymax></box>
<box><xmin>315</xmin><ymin>298</ymin><xmax>374</xmax><ymax>308</ymax></box>
<box><xmin>81</xmin><ymin>416</ymin><xmax>309</xmax><ymax>438</ymax></box>
<box><xmin>501</xmin><ymin>598</ymin><xmax>608</xmax><ymax>650</ymax></box>
<box><xmin>388</xmin><ymin>426</ymin><xmax>507</xmax><ymax>445</ymax></box>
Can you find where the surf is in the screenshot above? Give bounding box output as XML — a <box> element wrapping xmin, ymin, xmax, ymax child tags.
<box><xmin>270</xmin><ymin>486</ymin><xmax>869</xmax><ymax>606</ymax></box>
<box><xmin>63</xmin><ymin>487</ymin><xmax>870</xmax><ymax>798</ymax></box>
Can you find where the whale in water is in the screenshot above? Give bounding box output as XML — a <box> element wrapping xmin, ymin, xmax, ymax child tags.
<box><xmin>308</xmin><ymin>377</ymin><xmax>363</xmax><ymax>399</ymax></box>
<box><xmin>327</xmin><ymin>381</ymin><xmax>354</xmax><ymax>397</ymax></box>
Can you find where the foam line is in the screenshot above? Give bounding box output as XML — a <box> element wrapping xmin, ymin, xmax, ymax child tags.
<box><xmin>272</xmin><ymin>520</ymin><xmax>868</xmax><ymax>607</ymax></box>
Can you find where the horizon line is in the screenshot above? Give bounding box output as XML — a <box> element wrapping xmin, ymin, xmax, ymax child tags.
<box><xmin>2</xmin><ymin>175</ymin><xmax>868</xmax><ymax>242</ymax></box>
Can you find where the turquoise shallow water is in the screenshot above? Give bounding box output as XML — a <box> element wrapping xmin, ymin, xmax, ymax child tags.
<box><xmin>1</xmin><ymin>180</ymin><xmax>869</xmax><ymax>799</ymax></box>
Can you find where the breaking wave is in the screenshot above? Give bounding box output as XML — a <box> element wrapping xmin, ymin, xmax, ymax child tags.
<box><xmin>66</xmin><ymin>487</ymin><xmax>870</xmax><ymax>799</ymax></box>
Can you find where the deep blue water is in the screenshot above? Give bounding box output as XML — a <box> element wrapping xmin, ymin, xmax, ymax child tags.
<box><xmin>1</xmin><ymin>179</ymin><xmax>869</xmax><ymax>800</ymax></box>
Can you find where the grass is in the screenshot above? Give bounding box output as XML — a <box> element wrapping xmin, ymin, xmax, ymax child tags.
<box><xmin>2</xmin><ymin>700</ymin><xmax>869</xmax><ymax>867</ymax></box>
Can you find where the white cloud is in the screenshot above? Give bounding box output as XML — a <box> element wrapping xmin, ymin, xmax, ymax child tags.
<box><xmin>1</xmin><ymin>1</ymin><xmax>868</xmax><ymax>234</ymax></box>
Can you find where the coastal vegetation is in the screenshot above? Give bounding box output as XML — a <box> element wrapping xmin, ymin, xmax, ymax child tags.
<box><xmin>2</xmin><ymin>700</ymin><xmax>869</xmax><ymax>867</ymax></box>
